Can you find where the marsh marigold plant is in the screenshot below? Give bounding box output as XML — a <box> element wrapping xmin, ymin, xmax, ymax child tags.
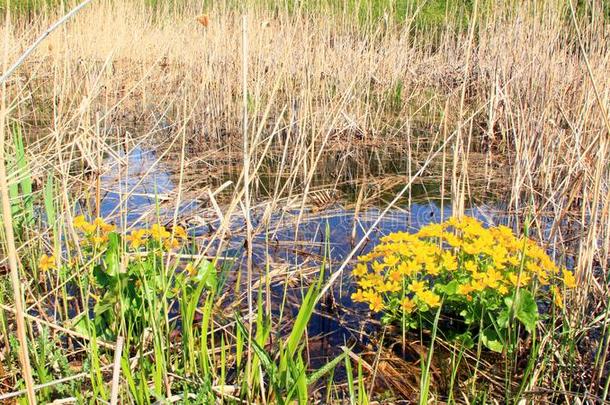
<box><xmin>351</xmin><ymin>216</ymin><xmax>576</xmax><ymax>351</ymax></box>
<box><xmin>52</xmin><ymin>215</ymin><xmax>215</xmax><ymax>339</ymax></box>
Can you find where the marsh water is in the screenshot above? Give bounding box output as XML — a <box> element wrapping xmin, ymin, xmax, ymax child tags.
<box><xmin>95</xmin><ymin>146</ymin><xmax>582</xmax><ymax>369</ymax></box>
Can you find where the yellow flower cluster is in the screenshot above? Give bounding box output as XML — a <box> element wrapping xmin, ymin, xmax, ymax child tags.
<box><xmin>351</xmin><ymin>216</ymin><xmax>576</xmax><ymax>313</ymax></box>
<box><xmin>72</xmin><ymin>215</ymin><xmax>188</xmax><ymax>251</ymax></box>
<box><xmin>73</xmin><ymin>215</ymin><xmax>116</xmax><ymax>247</ymax></box>
<box><xmin>125</xmin><ymin>223</ymin><xmax>188</xmax><ymax>251</ymax></box>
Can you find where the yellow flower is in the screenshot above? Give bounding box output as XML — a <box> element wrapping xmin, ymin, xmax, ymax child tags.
<box><xmin>542</xmin><ymin>258</ymin><xmax>558</xmax><ymax>274</ymax></box>
<box><xmin>172</xmin><ymin>225</ymin><xmax>188</xmax><ymax>240</ymax></box>
<box><xmin>126</xmin><ymin>229</ymin><xmax>148</xmax><ymax>249</ymax></box>
<box><xmin>91</xmin><ymin>234</ymin><xmax>108</xmax><ymax>246</ymax></box>
<box><xmin>442</xmin><ymin>252</ymin><xmax>458</xmax><ymax>271</ymax></box>
<box><xmin>526</xmin><ymin>261</ymin><xmax>542</xmax><ymax>275</ymax></box>
<box><xmin>463</xmin><ymin>243</ymin><xmax>479</xmax><ymax>255</ymax></box>
<box><xmin>457</xmin><ymin>283</ymin><xmax>474</xmax><ymax>296</ymax></box>
<box><xmin>383</xmin><ymin>255</ymin><xmax>400</xmax><ymax>267</ymax></box>
<box><xmin>101</xmin><ymin>223</ymin><xmax>116</xmax><ymax>233</ymax></box>
<box><xmin>537</xmin><ymin>272</ymin><xmax>550</xmax><ymax>286</ymax></box>
<box><xmin>471</xmin><ymin>271</ymin><xmax>485</xmax><ymax>280</ymax></box>
<box><xmin>417</xmin><ymin>223</ymin><xmax>443</xmax><ymax>238</ymax></box>
<box><xmin>525</xmin><ymin>242</ymin><xmax>546</xmax><ymax>261</ymax></box>
<box><xmin>483</xmin><ymin>268</ymin><xmax>503</xmax><ymax>289</ymax></box>
<box><xmin>38</xmin><ymin>254</ymin><xmax>56</xmax><ymax>272</ymax></box>
<box><xmin>497</xmin><ymin>285</ymin><xmax>509</xmax><ymax>295</ymax></box>
<box><xmin>358</xmin><ymin>277</ymin><xmax>376</xmax><ymax>289</ymax></box>
<box><xmin>495</xmin><ymin>225</ymin><xmax>515</xmax><ymax>239</ymax></box>
<box><xmin>490</xmin><ymin>246</ymin><xmax>508</xmax><ymax>266</ymax></box>
<box><xmin>446</xmin><ymin>216</ymin><xmax>462</xmax><ymax>229</ymax></box>
<box><xmin>82</xmin><ymin>222</ymin><xmax>97</xmax><ymax>234</ymax></box>
<box><xmin>388</xmin><ymin>269</ymin><xmax>402</xmax><ymax>283</ymax></box>
<box><xmin>163</xmin><ymin>238</ymin><xmax>181</xmax><ymax>250</ymax></box>
<box><xmin>398</xmin><ymin>260</ymin><xmax>418</xmax><ymax>276</ymax></box>
<box><xmin>358</xmin><ymin>273</ymin><xmax>383</xmax><ymax>289</ymax></box>
<box><xmin>371</xmin><ymin>261</ymin><xmax>385</xmax><ymax>274</ymax></box>
<box><xmin>397</xmin><ymin>243</ymin><xmax>413</xmax><ymax>256</ymax></box>
<box><xmin>424</xmin><ymin>258</ymin><xmax>440</xmax><ymax>276</ymax></box>
<box><xmin>470</xmin><ymin>280</ymin><xmax>485</xmax><ymax>292</ymax></box>
<box><xmin>413</xmin><ymin>249</ymin><xmax>430</xmax><ymax>265</ymax></box>
<box><xmin>185</xmin><ymin>263</ymin><xmax>197</xmax><ymax>277</ymax></box>
<box><xmin>93</xmin><ymin>217</ymin><xmax>116</xmax><ymax>232</ymax></box>
<box><xmin>368</xmin><ymin>294</ymin><xmax>384</xmax><ymax>312</ymax></box>
<box><xmin>507</xmin><ymin>255</ymin><xmax>521</xmax><ymax>266</ymax></box>
<box><xmin>443</xmin><ymin>232</ymin><xmax>461</xmax><ymax>248</ymax></box>
<box><xmin>563</xmin><ymin>269</ymin><xmax>576</xmax><ymax>288</ymax></box>
<box><xmin>551</xmin><ymin>285</ymin><xmax>563</xmax><ymax>309</ymax></box>
<box><xmin>358</xmin><ymin>253</ymin><xmax>375</xmax><ymax>262</ymax></box>
<box><xmin>352</xmin><ymin>263</ymin><xmax>368</xmax><ymax>278</ymax></box>
<box><xmin>380</xmin><ymin>281</ymin><xmax>401</xmax><ymax>293</ymax></box>
<box><xmin>351</xmin><ymin>289</ymin><xmax>367</xmax><ymax>303</ymax></box>
<box><xmin>408</xmin><ymin>280</ymin><xmax>427</xmax><ymax>294</ymax></box>
<box><xmin>464</xmin><ymin>260</ymin><xmax>478</xmax><ymax>273</ymax></box>
<box><xmin>150</xmin><ymin>224</ymin><xmax>170</xmax><ymax>240</ymax></box>
<box><xmin>417</xmin><ymin>290</ymin><xmax>441</xmax><ymax>308</ymax></box>
<box><xmin>401</xmin><ymin>297</ymin><xmax>416</xmax><ymax>313</ymax></box>
<box><xmin>74</xmin><ymin>215</ymin><xmax>96</xmax><ymax>234</ymax></box>
<box><xmin>508</xmin><ymin>272</ymin><xmax>531</xmax><ymax>287</ymax></box>
<box><xmin>73</xmin><ymin>215</ymin><xmax>88</xmax><ymax>229</ymax></box>
<box><xmin>362</xmin><ymin>290</ymin><xmax>377</xmax><ymax>301</ymax></box>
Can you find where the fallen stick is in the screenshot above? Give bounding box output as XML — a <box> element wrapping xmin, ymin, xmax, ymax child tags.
<box><xmin>0</xmin><ymin>0</ymin><xmax>94</xmax><ymax>85</ymax></box>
